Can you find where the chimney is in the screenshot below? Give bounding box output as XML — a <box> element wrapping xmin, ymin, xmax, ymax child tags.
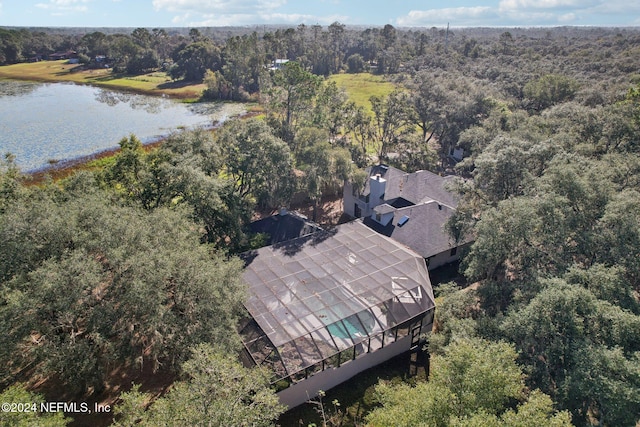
<box><xmin>369</xmin><ymin>174</ymin><xmax>387</xmax><ymax>209</ymax></box>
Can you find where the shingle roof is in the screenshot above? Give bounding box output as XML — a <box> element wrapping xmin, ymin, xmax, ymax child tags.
<box><xmin>363</xmin><ymin>165</ymin><xmax>459</xmax><ymax>209</ymax></box>
<box><xmin>363</xmin><ymin>201</ymin><xmax>470</xmax><ymax>259</ymax></box>
<box><xmin>373</xmin><ymin>203</ymin><xmax>396</xmax><ymax>215</ymax></box>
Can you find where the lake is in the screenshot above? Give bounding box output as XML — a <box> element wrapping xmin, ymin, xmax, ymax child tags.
<box><xmin>0</xmin><ymin>80</ymin><xmax>245</xmax><ymax>172</ymax></box>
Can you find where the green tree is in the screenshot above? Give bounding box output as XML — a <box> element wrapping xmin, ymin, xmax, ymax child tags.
<box><xmin>311</xmin><ymin>81</ymin><xmax>353</xmax><ymax>141</ymax></box>
<box><xmin>215</xmin><ymin>118</ymin><xmax>295</xmax><ymax>208</ymax></box>
<box><xmin>588</xmin><ymin>103</ymin><xmax>639</xmax><ymax>154</ymax></box>
<box><xmin>267</xmin><ymin>61</ymin><xmax>322</xmax><ymax>143</ymax></box>
<box><xmin>0</xmin><ymin>28</ymin><xmax>24</xmax><ymax>63</ymax></box>
<box><xmin>366</xmin><ymin>338</ymin><xmax>571</xmax><ymax>427</ymax></box>
<box><xmin>105</xmin><ymin>34</ymin><xmax>139</xmax><ymax>72</ymax></box>
<box><xmin>596</xmin><ymin>189</ymin><xmax>640</xmax><ymax>284</ymax></box>
<box><xmin>0</xmin><ymin>384</ymin><xmax>70</xmax><ymax>426</ymax></box>
<box><xmin>568</xmin><ymin>347</ymin><xmax>640</xmax><ymax>427</ymax></box>
<box><xmin>131</xmin><ymin>28</ymin><xmax>151</xmax><ymax>49</ymax></box>
<box><xmin>408</xmin><ymin>73</ymin><xmax>450</xmax><ymax>144</ymax></box>
<box><xmin>203</xmin><ymin>69</ymin><xmax>238</xmax><ymax>101</ymax></box>
<box><xmin>408</xmin><ymin>72</ymin><xmax>491</xmax><ymax>168</ymax></box>
<box><xmin>369</xmin><ymin>89</ymin><xmax>414</xmax><ymax>161</ymax></box>
<box><xmin>0</xmin><ymin>189</ymin><xmax>246</xmax><ymax>394</ymax></box>
<box><xmin>0</xmin><ymin>153</ymin><xmax>22</xmax><ymax>214</ymax></box>
<box><xmin>523</xmin><ymin>74</ymin><xmax>579</xmax><ymax>112</ymax></box>
<box><xmin>452</xmin><ymin>390</ymin><xmax>572</xmax><ymax>427</ymax></box>
<box><xmin>113</xmin><ymin>344</ymin><xmax>285</xmax><ymax>427</ymax></box>
<box><xmin>79</xmin><ymin>31</ymin><xmax>107</xmax><ymax>58</ymax></box>
<box><xmin>102</xmin><ymin>134</ymin><xmax>145</xmax><ymax>199</ymax></box>
<box><xmin>343</xmin><ymin>104</ymin><xmax>373</xmax><ymax>167</ymax></box>
<box><xmin>429</xmin><ymin>283</ymin><xmax>479</xmax><ymax>355</ymax></box>
<box><xmin>563</xmin><ymin>263</ymin><xmax>638</xmax><ymax>313</ymax></box>
<box><xmin>463</xmin><ymin>155</ymin><xmax>615</xmax><ymax>287</ymax></box>
<box><xmin>221</xmin><ymin>32</ymin><xmax>265</xmax><ymax>96</ymax></box>
<box><xmin>502</xmin><ymin>282</ymin><xmax>640</xmax><ymax>425</ymax></box>
<box><xmin>170</xmin><ymin>40</ymin><xmax>221</xmax><ymax>82</ymax></box>
<box><xmin>327</xmin><ymin>21</ymin><xmax>346</xmax><ymax>74</ymax></box>
<box><xmin>472</xmin><ymin>136</ymin><xmax>556</xmax><ymax>204</ymax></box>
<box><xmin>298</xmin><ymin>141</ymin><xmax>353</xmax><ymax>221</ymax></box>
<box><xmin>346</xmin><ymin>53</ymin><xmax>366</xmax><ymax>73</ymax></box>
<box><xmin>126</xmin><ymin>49</ymin><xmax>159</xmax><ymax>74</ymax></box>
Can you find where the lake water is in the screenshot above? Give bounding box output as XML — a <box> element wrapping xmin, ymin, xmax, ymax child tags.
<box><xmin>0</xmin><ymin>80</ymin><xmax>245</xmax><ymax>172</ymax></box>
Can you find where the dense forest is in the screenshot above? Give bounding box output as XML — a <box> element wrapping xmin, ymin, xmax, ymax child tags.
<box><xmin>1</xmin><ymin>23</ymin><xmax>640</xmax><ymax>426</ymax></box>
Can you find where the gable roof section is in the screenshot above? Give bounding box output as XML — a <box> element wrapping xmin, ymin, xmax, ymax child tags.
<box><xmin>362</xmin><ymin>165</ymin><xmax>459</xmax><ymax>208</ymax></box>
<box><xmin>241</xmin><ymin>220</ymin><xmax>435</xmax><ymax>380</ymax></box>
<box><xmin>373</xmin><ymin>203</ymin><xmax>396</xmax><ymax>215</ymax></box>
<box><xmin>363</xmin><ymin>201</ymin><xmax>466</xmax><ymax>259</ymax></box>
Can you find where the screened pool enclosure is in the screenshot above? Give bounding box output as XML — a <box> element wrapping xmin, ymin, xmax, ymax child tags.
<box><xmin>239</xmin><ymin>220</ymin><xmax>435</xmax><ymax>391</ymax></box>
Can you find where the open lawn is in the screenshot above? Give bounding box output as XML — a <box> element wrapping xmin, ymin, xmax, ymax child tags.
<box><xmin>328</xmin><ymin>73</ymin><xmax>397</xmax><ymax>115</ymax></box>
<box><xmin>0</xmin><ymin>61</ymin><xmax>205</xmax><ymax>99</ymax></box>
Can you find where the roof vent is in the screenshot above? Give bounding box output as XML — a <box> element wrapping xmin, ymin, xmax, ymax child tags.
<box><xmin>279</xmin><ymin>207</ymin><xmax>288</xmax><ymax>216</ymax></box>
<box><xmin>398</xmin><ymin>215</ymin><xmax>410</xmax><ymax>227</ymax></box>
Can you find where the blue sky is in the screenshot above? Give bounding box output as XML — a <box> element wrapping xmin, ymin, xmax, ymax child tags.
<box><xmin>1</xmin><ymin>0</ymin><xmax>639</xmax><ymax>28</ymax></box>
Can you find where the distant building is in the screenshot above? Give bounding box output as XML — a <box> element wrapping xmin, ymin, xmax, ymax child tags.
<box><xmin>48</xmin><ymin>50</ymin><xmax>77</xmax><ymax>61</ymax></box>
<box><xmin>344</xmin><ymin>165</ymin><xmax>472</xmax><ymax>270</ymax></box>
<box><xmin>269</xmin><ymin>59</ymin><xmax>290</xmax><ymax>71</ymax></box>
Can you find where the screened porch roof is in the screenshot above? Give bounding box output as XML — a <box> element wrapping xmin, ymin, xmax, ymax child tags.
<box><xmin>240</xmin><ymin>220</ymin><xmax>435</xmax><ymax>379</ymax></box>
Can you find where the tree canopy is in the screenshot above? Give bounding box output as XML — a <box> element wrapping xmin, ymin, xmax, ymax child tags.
<box><xmin>0</xmin><ymin>181</ymin><xmax>245</xmax><ymax>394</ymax></box>
<box><xmin>113</xmin><ymin>344</ymin><xmax>285</xmax><ymax>427</ymax></box>
<box><xmin>366</xmin><ymin>338</ymin><xmax>572</xmax><ymax>427</ymax></box>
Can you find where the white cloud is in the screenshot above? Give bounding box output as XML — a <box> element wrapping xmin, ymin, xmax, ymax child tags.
<box><xmin>261</xmin><ymin>13</ymin><xmax>348</xmax><ymax>24</ymax></box>
<box><xmin>396</xmin><ymin>7</ymin><xmax>494</xmax><ymax>27</ymax></box>
<box><xmin>35</xmin><ymin>0</ymin><xmax>90</xmax><ymax>14</ymax></box>
<box><xmin>586</xmin><ymin>0</ymin><xmax>640</xmax><ymax>15</ymax></box>
<box><xmin>394</xmin><ymin>0</ymin><xmax>640</xmax><ymax>27</ymax></box>
<box><xmin>154</xmin><ymin>0</ymin><xmax>345</xmax><ymax>26</ymax></box>
<box><xmin>498</xmin><ymin>0</ymin><xmax>599</xmax><ymax>11</ymax></box>
<box><xmin>152</xmin><ymin>0</ymin><xmax>286</xmax><ymax>15</ymax></box>
<box><xmin>496</xmin><ymin>0</ymin><xmax>640</xmax><ymax>25</ymax></box>
<box><xmin>174</xmin><ymin>12</ymin><xmax>347</xmax><ymax>26</ymax></box>
<box><xmin>498</xmin><ymin>9</ymin><xmax>566</xmax><ymax>24</ymax></box>
<box><xmin>558</xmin><ymin>12</ymin><xmax>576</xmax><ymax>22</ymax></box>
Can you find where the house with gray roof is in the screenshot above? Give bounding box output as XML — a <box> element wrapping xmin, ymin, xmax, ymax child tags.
<box><xmin>239</xmin><ymin>220</ymin><xmax>435</xmax><ymax>408</ymax></box>
<box><xmin>343</xmin><ymin>165</ymin><xmax>472</xmax><ymax>270</ymax></box>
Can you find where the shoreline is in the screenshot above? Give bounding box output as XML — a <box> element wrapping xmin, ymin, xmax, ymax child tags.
<box><xmin>24</xmin><ymin>139</ymin><xmax>166</xmax><ymax>185</ymax></box>
<box><xmin>0</xmin><ymin>61</ymin><xmax>206</xmax><ymax>100</ymax></box>
<box><xmin>0</xmin><ymin>62</ymin><xmax>262</xmax><ymax>184</ymax></box>
<box><xmin>22</xmin><ymin>109</ymin><xmax>262</xmax><ymax>186</ymax></box>
<box><xmin>0</xmin><ymin>74</ymin><xmax>203</xmax><ymax>102</ymax></box>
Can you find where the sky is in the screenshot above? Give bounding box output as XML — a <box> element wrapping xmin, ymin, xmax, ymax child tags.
<box><xmin>0</xmin><ymin>0</ymin><xmax>639</xmax><ymax>28</ymax></box>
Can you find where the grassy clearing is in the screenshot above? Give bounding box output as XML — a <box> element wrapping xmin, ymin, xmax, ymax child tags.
<box><xmin>0</xmin><ymin>61</ymin><xmax>205</xmax><ymax>99</ymax></box>
<box><xmin>328</xmin><ymin>73</ymin><xmax>397</xmax><ymax>115</ymax></box>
